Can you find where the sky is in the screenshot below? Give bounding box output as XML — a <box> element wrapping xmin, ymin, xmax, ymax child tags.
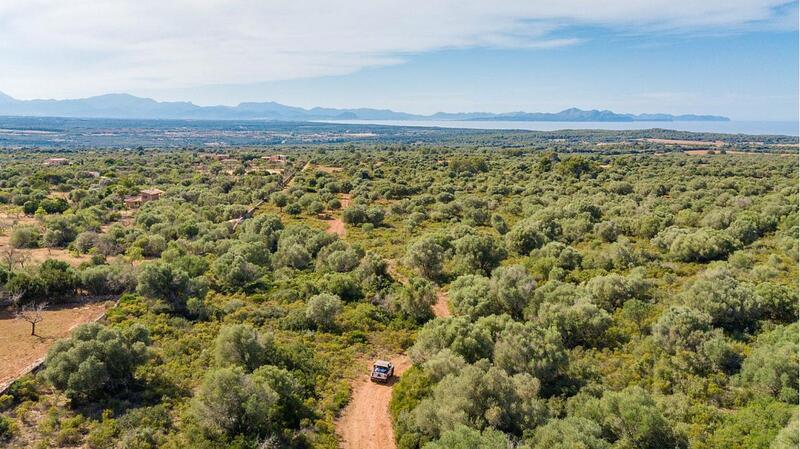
<box><xmin>0</xmin><ymin>0</ymin><xmax>797</xmax><ymax>120</ymax></box>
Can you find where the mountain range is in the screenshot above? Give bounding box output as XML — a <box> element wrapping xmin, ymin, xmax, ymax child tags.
<box><xmin>0</xmin><ymin>92</ymin><xmax>729</xmax><ymax>122</ymax></box>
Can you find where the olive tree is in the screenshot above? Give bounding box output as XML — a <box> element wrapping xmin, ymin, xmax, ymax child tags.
<box><xmin>392</xmin><ymin>277</ymin><xmax>436</xmax><ymax>323</ymax></box>
<box><xmin>405</xmin><ymin>236</ymin><xmax>445</xmax><ymax>280</ymax></box>
<box><xmin>41</xmin><ymin>323</ymin><xmax>150</xmax><ymax>401</ymax></box>
<box><xmin>214</xmin><ymin>324</ymin><xmax>277</xmax><ymax>372</ymax></box>
<box><xmin>737</xmin><ymin>324</ymin><xmax>798</xmax><ymax>403</ymax></box>
<box><xmin>305</xmin><ymin>293</ymin><xmax>343</xmax><ymax>331</ymax></box>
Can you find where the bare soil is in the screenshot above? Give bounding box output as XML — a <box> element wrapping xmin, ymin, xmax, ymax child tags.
<box><xmin>313</xmin><ymin>164</ymin><xmax>344</xmax><ymax>174</ymax></box>
<box><xmin>323</xmin><ymin>194</ymin><xmax>351</xmax><ymax>238</ymax></box>
<box><xmin>685</xmin><ymin>149</ymin><xmax>785</xmax><ymax>156</ymax></box>
<box><xmin>433</xmin><ymin>289</ymin><xmax>451</xmax><ymax>318</ymax></box>
<box><xmin>0</xmin><ymin>212</ymin><xmax>93</xmax><ymax>268</ymax></box>
<box><xmin>0</xmin><ymin>301</ymin><xmax>109</xmax><ymax>391</ymax></box>
<box><xmin>642</xmin><ymin>138</ymin><xmax>725</xmax><ymax>147</ymax></box>
<box><xmin>336</xmin><ymin>356</ymin><xmax>411</xmax><ymax>449</ymax></box>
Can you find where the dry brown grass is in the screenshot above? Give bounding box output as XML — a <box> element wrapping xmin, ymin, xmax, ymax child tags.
<box><xmin>642</xmin><ymin>138</ymin><xmax>725</xmax><ymax>147</ymax></box>
<box><xmin>0</xmin><ymin>300</ymin><xmax>110</xmax><ymax>391</ymax></box>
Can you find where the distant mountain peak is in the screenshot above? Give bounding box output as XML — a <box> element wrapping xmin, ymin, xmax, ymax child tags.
<box><xmin>0</xmin><ymin>92</ymin><xmax>730</xmax><ymax>122</ymax></box>
<box><xmin>0</xmin><ymin>91</ymin><xmax>16</xmax><ymax>103</ymax></box>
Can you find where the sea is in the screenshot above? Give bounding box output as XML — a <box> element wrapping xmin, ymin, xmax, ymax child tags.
<box><xmin>321</xmin><ymin>120</ymin><xmax>799</xmax><ymax>137</ymax></box>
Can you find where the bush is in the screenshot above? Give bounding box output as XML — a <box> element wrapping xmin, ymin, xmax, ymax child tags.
<box><xmin>506</xmin><ymin>219</ymin><xmax>546</xmax><ymax>255</ymax></box>
<box><xmin>212</xmin><ymin>251</ymin><xmax>264</xmax><ymax>291</ymax></box>
<box><xmin>191</xmin><ymin>366</ymin><xmax>279</xmax><ymax>438</ymax></box>
<box><xmin>38</xmin><ymin>259</ymin><xmax>80</xmax><ymax>300</ymax></box>
<box><xmin>400</xmin><ymin>363</ymin><xmax>546</xmax><ymax>441</ymax></box>
<box><xmin>305</xmin><ymin>293</ymin><xmax>343</xmax><ymax>331</ymax></box>
<box><xmin>525</xmin><ymin>417</ymin><xmax>611</xmax><ymax>449</ymax></box>
<box><xmin>405</xmin><ymin>236</ymin><xmax>445</xmax><ymax>280</ymax></box>
<box><xmin>136</xmin><ymin>262</ymin><xmax>193</xmax><ymax>308</ymax></box>
<box><xmin>707</xmin><ymin>397</ymin><xmax>794</xmax><ymax>449</ymax></box>
<box><xmin>41</xmin><ymin>323</ymin><xmax>150</xmax><ymax>401</ymax></box>
<box><xmin>489</xmin><ymin>265</ymin><xmax>536</xmax><ymax>319</ymax></box>
<box><xmin>653</xmin><ymin>227</ymin><xmax>736</xmax><ymax>262</ymax></box>
<box><xmin>80</xmin><ymin>263</ymin><xmax>136</xmax><ymax>296</ymax></box>
<box><xmin>755</xmin><ymin>282</ymin><xmax>798</xmax><ymax>323</ymax></box>
<box><xmin>682</xmin><ymin>268</ymin><xmax>759</xmax><ymax>331</ymax></box>
<box><xmin>0</xmin><ymin>416</ymin><xmax>16</xmax><ymax>442</ymax></box>
<box><xmin>392</xmin><ymin>277</ymin><xmax>436</xmax><ymax>323</ymax></box>
<box><xmin>447</xmin><ymin>274</ymin><xmax>495</xmax><ymax>319</ymax></box>
<box><xmin>652</xmin><ymin>306</ymin><xmax>712</xmax><ymax>354</ymax></box>
<box><xmin>572</xmin><ymin>386</ymin><xmax>686</xmax><ymax>449</ymax></box>
<box><xmin>214</xmin><ymin>324</ymin><xmax>277</xmax><ymax>372</ymax></box>
<box><xmin>737</xmin><ymin>324</ymin><xmax>798</xmax><ymax>403</ymax></box>
<box><xmin>451</xmin><ymin>233</ymin><xmax>506</xmax><ymax>276</ymax></box>
<box><xmin>10</xmin><ymin>226</ymin><xmax>41</xmax><ymax>248</ymax></box>
<box><xmin>493</xmin><ymin>321</ymin><xmax>567</xmax><ymax>387</ymax></box>
<box><xmin>342</xmin><ymin>204</ymin><xmax>369</xmax><ymax>225</ymax></box>
<box><xmin>422</xmin><ymin>425</ymin><xmax>510</xmax><ymax>449</ymax></box>
<box><xmin>585</xmin><ymin>273</ymin><xmax>647</xmax><ymax>311</ymax></box>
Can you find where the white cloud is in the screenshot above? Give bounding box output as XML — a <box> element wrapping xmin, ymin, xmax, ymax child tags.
<box><xmin>0</xmin><ymin>0</ymin><xmax>793</xmax><ymax>99</ymax></box>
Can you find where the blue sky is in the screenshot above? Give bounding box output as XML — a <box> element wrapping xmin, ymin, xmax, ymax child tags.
<box><xmin>149</xmin><ymin>29</ymin><xmax>798</xmax><ymax>120</ymax></box>
<box><xmin>0</xmin><ymin>1</ymin><xmax>797</xmax><ymax>120</ymax></box>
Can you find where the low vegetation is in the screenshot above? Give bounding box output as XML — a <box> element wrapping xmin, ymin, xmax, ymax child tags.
<box><xmin>0</xmin><ymin>137</ymin><xmax>796</xmax><ymax>449</ymax></box>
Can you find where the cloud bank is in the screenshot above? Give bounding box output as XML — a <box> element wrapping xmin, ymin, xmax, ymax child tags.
<box><xmin>0</xmin><ymin>0</ymin><xmax>794</xmax><ymax>98</ymax></box>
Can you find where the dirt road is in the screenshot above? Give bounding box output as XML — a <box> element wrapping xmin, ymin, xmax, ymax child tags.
<box><xmin>336</xmin><ymin>356</ymin><xmax>411</xmax><ymax>449</ymax></box>
<box><xmin>335</xmin><ymin>256</ymin><xmax>448</xmax><ymax>449</ymax></box>
<box><xmin>323</xmin><ymin>193</ymin><xmax>351</xmax><ymax>238</ymax></box>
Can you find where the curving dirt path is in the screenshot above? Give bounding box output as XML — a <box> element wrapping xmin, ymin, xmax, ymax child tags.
<box><xmin>323</xmin><ymin>193</ymin><xmax>351</xmax><ymax>238</ymax></box>
<box><xmin>336</xmin><ymin>356</ymin><xmax>411</xmax><ymax>449</ymax></box>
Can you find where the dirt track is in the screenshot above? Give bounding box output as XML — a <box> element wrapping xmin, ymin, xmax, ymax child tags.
<box><xmin>336</xmin><ymin>356</ymin><xmax>411</xmax><ymax>449</ymax></box>
<box><xmin>324</xmin><ymin>194</ymin><xmax>351</xmax><ymax>238</ymax></box>
<box><xmin>433</xmin><ymin>289</ymin><xmax>451</xmax><ymax>318</ymax></box>
<box><xmin>333</xmin><ymin>232</ymin><xmax>449</xmax><ymax>449</ymax></box>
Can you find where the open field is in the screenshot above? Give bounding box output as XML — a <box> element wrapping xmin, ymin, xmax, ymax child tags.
<box><xmin>0</xmin><ymin>300</ymin><xmax>109</xmax><ymax>392</ymax></box>
<box><xmin>641</xmin><ymin>138</ymin><xmax>726</xmax><ymax>146</ymax></box>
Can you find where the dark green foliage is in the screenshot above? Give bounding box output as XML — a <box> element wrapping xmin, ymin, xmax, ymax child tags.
<box><xmin>707</xmin><ymin>397</ymin><xmax>795</xmax><ymax>449</ymax></box>
<box><xmin>305</xmin><ymin>293</ymin><xmax>343</xmax><ymax>331</ymax></box>
<box><xmin>737</xmin><ymin>324</ymin><xmax>798</xmax><ymax>403</ymax></box>
<box><xmin>525</xmin><ymin>417</ymin><xmax>611</xmax><ymax>449</ymax></box>
<box><xmin>38</xmin><ymin>259</ymin><xmax>80</xmax><ymax>300</ymax></box>
<box><xmin>41</xmin><ymin>323</ymin><xmax>150</xmax><ymax>401</ymax></box>
<box><xmin>190</xmin><ymin>366</ymin><xmax>280</xmax><ymax>438</ymax></box>
<box><xmin>136</xmin><ymin>262</ymin><xmax>195</xmax><ymax>307</ymax></box>
<box><xmin>682</xmin><ymin>268</ymin><xmax>760</xmax><ymax>331</ymax></box>
<box><xmin>397</xmin><ymin>362</ymin><xmax>547</xmax><ymax>442</ymax></box>
<box><xmin>405</xmin><ymin>236</ymin><xmax>445</xmax><ymax>280</ymax></box>
<box><xmin>572</xmin><ymin>387</ymin><xmax>687</xmax><ymax>449</ymax></box>
<box><xmin>392</xmin><ymin>277</ymin><xmax>436</xmax><ymax>323</ymax></box>
<box><xmin>451</xmin><ymin>233</ymin><xmax>506</xmax><ymax>276</ymax></box>
<box><xmin>652</xmin><ymin>306</ymin><xmax>712</xmax><ymax>354</ymax></box>
<box><xmin>10</xmin><ymin>225</ymin><xmax>40</xmax><ymax>248</ymax></box>
<box><xmin>214</xmin><ymin>324</ymin><xmax>277</xmax><ymax>372</ymax></box>
<box><xmin>421</xmin><ymin>425</ymin><xmax>510</xmax><ymax>449</ymax></box>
